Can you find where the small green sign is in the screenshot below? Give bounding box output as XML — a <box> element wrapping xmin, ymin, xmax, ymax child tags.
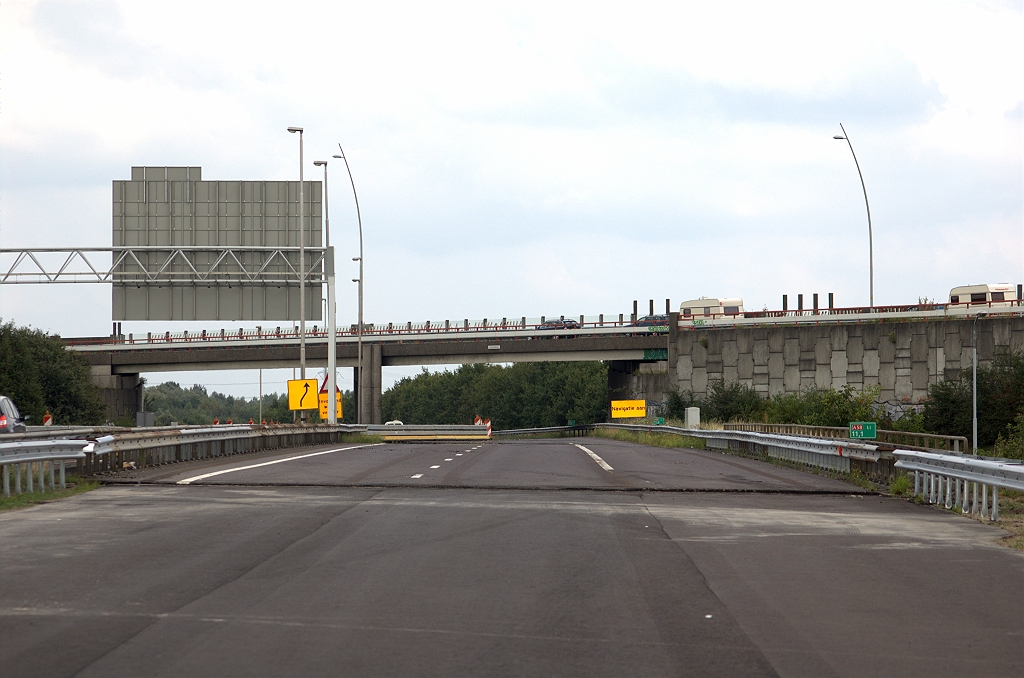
<box><xmin>849</xmin><ymin>421</ymin><xmax>877</xmax><ymax>439</ymax></box>
<box><xmin>568</xmin><ymin>420</ymin><xmax>576</xmax><ymax>426</ymax></box>
<box><xmin>643</xmin><ymin>348</ymin><xmax>668</xmax><ymax>361</ymax></box>
<box><xmin>655</xmin><ymin>417</ymin><xmax>665</xmax><ymax>425</ymax></box>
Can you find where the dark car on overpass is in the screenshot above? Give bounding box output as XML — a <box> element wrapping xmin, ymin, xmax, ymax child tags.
<box><xmin>539</xmin><ymin>318</ymin><xmax>580</xmax><ymax>330</ymax></box>
<box><xmin>634</xmin><ymin>314</ymin><xmax>670</xmax><ymax>330</ymax></box>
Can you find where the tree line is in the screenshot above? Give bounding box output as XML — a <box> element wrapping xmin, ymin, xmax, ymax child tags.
<box><xmin>382</xmin><ymin>362</ymin><xmax>608</xmax><ymax>429</ymax></box>
<box><xmin>143</xmin><ymin>381</ymin><xmax>356</xmax><ymax>426</ymax></box>
<box><xmin>0</xmin><ymin>319</ymin><xmax>106</xmax><ymax>425</ymax></box>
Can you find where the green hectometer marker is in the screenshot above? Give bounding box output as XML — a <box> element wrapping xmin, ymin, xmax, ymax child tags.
<box><xmin>849</xmin><ymin>421</ymin><xmax>877</xmax><ymax>439</ymax></box>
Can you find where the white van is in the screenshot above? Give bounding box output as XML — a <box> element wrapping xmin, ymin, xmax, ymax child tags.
<box><xmin>948</xmin><ymin>284</ymin><xmax>1017</xmax><ymax>306</ymax></box>
<box><xmin>679</xmin><ymin>297</ymin><xmax>744</xmax><ymax>318</ymax></box>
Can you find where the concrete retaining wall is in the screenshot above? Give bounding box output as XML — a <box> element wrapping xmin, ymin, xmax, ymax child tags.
<box><xmin>618</xmin><ymin>317</ymin><xmax>1024</xmax><ymax>410</ymax></box>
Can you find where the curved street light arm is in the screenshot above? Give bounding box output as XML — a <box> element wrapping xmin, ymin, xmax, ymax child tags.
<box><xmin>336</xmin><ymin>145</ymin><xmax>365</xmax><ymax>423</ymax></box>
<box><xmin>838</xmin><ymin>123</ymin><xmax>874</xmax><ymax>308</ymax></box>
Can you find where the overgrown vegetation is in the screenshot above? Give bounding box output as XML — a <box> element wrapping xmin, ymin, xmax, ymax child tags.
<box><xmin>663</xmin><ymin>350</ymin><xmax>1024</xmax><ymax>458</ymax></box>
<box><xmin>144</xmin><ymin>381</ymin><xmax>356</xmax><ymax>425</ymax></box>
<box><xmin>383</xmin><ymin>362</ymin><xmax>607</xmax><ymax>428</ymax></box>
<box><xmin>666</xmin><ymin>381</ymin><xmax>879</xmax><ymax>427</ymax></box>
<box><xmin>0</xmin><ymin>319</ymin><xmax>106</xmax><ymax>425</ymax></box>
<box><xmin>590</xmin><ymin>427</ymin><xmax>706</xmax><ymax>449</ymax></box>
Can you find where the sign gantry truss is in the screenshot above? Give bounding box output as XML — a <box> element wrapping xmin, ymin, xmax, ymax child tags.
<box><xmin>0</xmin><ymin>247</ymin><xmax>327</xmax><ymax>285</ymax></box>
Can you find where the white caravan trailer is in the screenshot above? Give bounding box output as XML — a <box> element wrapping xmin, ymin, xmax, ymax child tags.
<box><xmin>948</xmin><ymin>283</ymin><xmax>1017</xmax><ymax>308</ymax></box>
<box><xmin>679</xmin><ymin>297</ymin><xmax>744</xmax><ymax>318</ymax></box>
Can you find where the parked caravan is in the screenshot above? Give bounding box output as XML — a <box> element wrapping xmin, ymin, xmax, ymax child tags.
<box><xmin>678</xmin><ymin>297</ymin><xmax>744</xmax><ymax>318</ymax></box>
<box><xmin>948</xmin><ymin>284</ymin><xmax>1018</xmax><ymax>307</ymax></box>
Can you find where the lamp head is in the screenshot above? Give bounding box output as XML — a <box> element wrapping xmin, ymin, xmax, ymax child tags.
<box><xmin>313</xmin><ymin>160</ymin><xmax>327</xmax><ymax>166</ymax></box>
<box><xmin>287</xmin><ymin>126</ymin><xmax>303</xmax><ymax>133</ymax></box>
<box><xmin>833</xmin><ymin>135</ymin><xmax>845</xmax><ymax>140</ymax></box>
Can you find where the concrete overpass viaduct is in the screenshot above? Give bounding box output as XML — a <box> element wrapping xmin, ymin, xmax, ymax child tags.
<box><xmin>68</xmin><ymin>303</ymin><xmax>1023</xmax><ymax>424</ymax></box>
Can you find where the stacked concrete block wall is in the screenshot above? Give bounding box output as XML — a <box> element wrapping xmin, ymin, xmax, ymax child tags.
<box><xmin>89</xmin><ymin>365</ymin><xmax>143</xmax><ymax>423</ymax></box>
<box><xmin>621</xmin><ymin>317</ymin><xmax>1023</xmax><ymax>406</ymax></box>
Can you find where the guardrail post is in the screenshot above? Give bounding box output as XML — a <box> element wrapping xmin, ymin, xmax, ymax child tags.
<box><xmin>48</xmin><ymin>461</ymin><xmax>55</xmax><ymax>491</ymax></box>
<box><xmin>3</xmin><ymin>465</ymin><xmax>9</xmax><ymax>498</ymax></box>
<box><xmin>991</xmin><ymin>487</ymin><xmax>999</xmax><ymax>521</ymax></box>
<box><xmin>15</xmin><ymin>464</ymin><xmax>22</xmax><ymax>494</ymax></box>
<box><xmin>972</xmin><ymin>483</ymin><xmax>979</xmax><ymax>515</ymax></box>
<box><xmin>59</xmin><ymin>460</ymin><xmax>66</xmax><ymax>489</ymax></box>
<box><xmin>944</xmin><ymin>476</ymin><xmax>953</xmax><ymax>509</ymax></box>
<box><xmin>38</xmin><ymin>461</ymin><xmax>46</xmax><ymax>493</ymax></box>
<box><xmin>981</xmin><ymin>485</ymin><xmax>988</xmax><ymax>517</ymax></box>
<box><xmin>914</xmin><ymin>470</ymin><xmax>920</xmax><ymax>497</ymax></box>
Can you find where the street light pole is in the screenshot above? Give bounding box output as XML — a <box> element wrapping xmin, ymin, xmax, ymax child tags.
<box><xmin>334</xmin><ymin>145</ymin><xmax>364</xmax><ymax>424</ymax></box>
<box><xmin>973</xmin><ymin>313</ymin><xmax>987</xmax><ymax>454</ymax></box>
<box><xmin>287</xmin><ymin>126</ymin><xmax>307</xmax><ymax>424</ymax></box>
<box><xmin>314</xmin><ymin>160</ymin><xmax>337</xmax><ymax>423</ymax></box>
<box><xmin>834</xmin><ymin>123</ymin><xmax>874</xmax><ymax>308</ymax></box>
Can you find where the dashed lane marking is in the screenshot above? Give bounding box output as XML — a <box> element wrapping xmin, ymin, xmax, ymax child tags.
<box><xmin>444</xmin><ymin>458</ymin><xmax>453</xmax><ymax>461</ymax></box>
<box><xmin>410</xmin><ymin>474</ymin><xmax>423</xmax><ymax>479</ymax></box>
<box><xmin>430</xmin><ymin>465</ymin><xmax>440</xmax><ymax>469</ymax></box>
<box><xmin>574</xmin><ymin>443</ymin><xmax>613</xmax><ymax>472</ymax></box>
<box><xmin>175</xmin><ymin>444</ymin><xmax>382</xmax><ymax>485</ymax></box>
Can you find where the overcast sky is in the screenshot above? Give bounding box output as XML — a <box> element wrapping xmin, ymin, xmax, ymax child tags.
<box><xmin>2</xmin><ymin>0</ymin><xmax>1022</xmax><ymax>398</ymax></box>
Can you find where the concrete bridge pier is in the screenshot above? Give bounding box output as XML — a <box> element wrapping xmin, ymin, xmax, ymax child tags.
<box><xmin>354</xmin><ymin>344</ymin><xmax>383</xmax><ymax>424</ymax></box>
<box><xmin>88</xmin><ymin>365</ymin><xmax>143</xmax><ymax>424</ymax></box>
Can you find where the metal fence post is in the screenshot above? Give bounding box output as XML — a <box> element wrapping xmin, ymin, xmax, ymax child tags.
<box><xmin>15</xmin><ymin>464</ymin><xmax>21</xmax><ymax>494</ymax></box>
<box><xmin>2</xmin><ymin>465</ymin><xmax>8</xmax><ymax>498</ymax></box>
<box><xmin>38</xmin><ymin>461</ymin><xmax>46</xmax><ymax>493</ymax></box>
<box><xmin>59</xmin><ymin>460</ymin><xmax>66</xmax><ymax>490</ymax></box>
<box><xmin>973</xmin><ymin>483</ymin><xmax>979</xmax><ymax>514</ymax></box>
<box><xmin>991</xmin><ymin>487</ymin><xmax>999</xmax><ymax>521</ymax></box>
<box><xmin>26</xmin><ymin>463</ymin><xmax>33</xmax><ymax>493</ymax></box>
<box><xmin>914</xmin><ymin>470</ymin><xmax>920</xmax><ymax>497</ymax></box>
<box><xmin>48</xmin><ymin>461</ymin><xmax>55</xmax><ymax>491</ymax></box>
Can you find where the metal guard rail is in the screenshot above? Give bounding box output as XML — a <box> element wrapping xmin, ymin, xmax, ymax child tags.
<box><xmin>366</xmin><ymin>424</ymin><xmax>492</xmax><ymax>441</ymax></box>
<box><xmin>1</xmin><ymin>440</ymin><xmax>88</xmax><ymax>497</ymax></box>
<box><xmin>496</xmin><ymin>422</ymin><xmax>886</xmax><ymax>474</ymax></box>
<box><xmin>894</xmin><ymin>450</ymin><xmax>1024</xmax><ymax>521</ymax></box>
<box><xmin>724</xmin><ymin>423</ymin><xmax>968</xmax><ymax>454</ymax></box>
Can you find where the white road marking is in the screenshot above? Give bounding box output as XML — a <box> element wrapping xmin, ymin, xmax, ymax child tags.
<box><xmin>444</xmin><ymin>458</ymin><xmax>453</xmax><ymax>461</ymax></box>
<box><xmin>410</xmin><ymin>474</ymin><xmax>423</xmax><ymax>479</ymax></box>
<box><xmin>456</xmin><ymin>453</ymin><xmax>462</xmax><ymax>456</ymax></box>
<box><xmin>430</xmin><ymin>465</ymin><xmax>440</xmax><ymax>469</ymax></box>
<box><xmin>175</xmin><ymin>444</ymin><xmax>381</xmax><ymax>484</ymax></box>
<box><xmin>574</xmin><ymin>444</ymin><xmax>613</xmax><ymax>471</ymax></box>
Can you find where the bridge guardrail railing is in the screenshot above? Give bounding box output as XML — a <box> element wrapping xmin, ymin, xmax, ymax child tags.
<box><xmin>61</xmin><ymin>299</ymin><xmax>1023</xmax><ymax>350</ymax></box>
<box><xmin>1</xmin><ymin>440</ymin><xmax>89</xmax><ymax>497</ymax></box>
<box><xmin>894</xmin><ymin>450</ymin><xmax>1024</xmax><ymax>521</ymax></box>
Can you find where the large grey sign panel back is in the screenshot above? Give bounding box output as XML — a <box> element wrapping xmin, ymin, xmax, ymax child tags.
<box><xmin>112</xmin><ymin>166</ymin><xmax>322</xmax><ymax>321</ymax></box>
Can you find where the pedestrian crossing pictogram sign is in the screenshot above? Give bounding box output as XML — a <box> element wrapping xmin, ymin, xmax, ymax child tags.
<box><xmin>287</xmin><ymin>379</ymin><xmax>319</xmax><ymax>410</ymax></box>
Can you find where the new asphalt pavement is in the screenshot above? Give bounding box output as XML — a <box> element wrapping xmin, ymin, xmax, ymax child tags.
<box><xmin>2</xmin><ymin>438</ymin><xmax>1021</xmax><ymax>677</ymax></box>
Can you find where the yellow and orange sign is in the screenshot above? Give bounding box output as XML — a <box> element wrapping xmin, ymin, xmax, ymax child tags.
<box><xmin>611</xmin><ymin>400</ymin><xmax>646</xmax><ymax>419</ymax></box>
<box><xmin>287</xmin><ymin>379</ymin><xmax>319</xmax><ymax>410</ymax></box>
<box><xmin>319</xmin><ymin>392</ymin><xmax>342</xmax><ymax>420</ymax></box>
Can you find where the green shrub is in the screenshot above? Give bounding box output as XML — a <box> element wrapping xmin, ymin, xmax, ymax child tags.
<box><xmin>924</xmin><ymin>350</ymin><xmax>1024</xmax><ymax>446</ymax></box>
<box><xmin>993</xmin><ymin>409</ymin><xmax>1024</xmax><ymax>460</ymax></box>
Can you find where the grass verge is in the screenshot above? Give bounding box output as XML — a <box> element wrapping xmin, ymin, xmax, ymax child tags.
<box><xmin>590</xmin><ymin>427</ymin><xmax>707</xmax><ymax>450</ymax></box>
<box><xmin>0</xmin><ymin>477</ymin><xmax>100</xmax><ymax>513</ymax></box>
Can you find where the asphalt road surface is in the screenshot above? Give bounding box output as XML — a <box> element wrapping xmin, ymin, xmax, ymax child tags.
<box><xmin>2</xmin><ymin>438</ymin><xmax>1021</xmax><ymax>677</ymax></box>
